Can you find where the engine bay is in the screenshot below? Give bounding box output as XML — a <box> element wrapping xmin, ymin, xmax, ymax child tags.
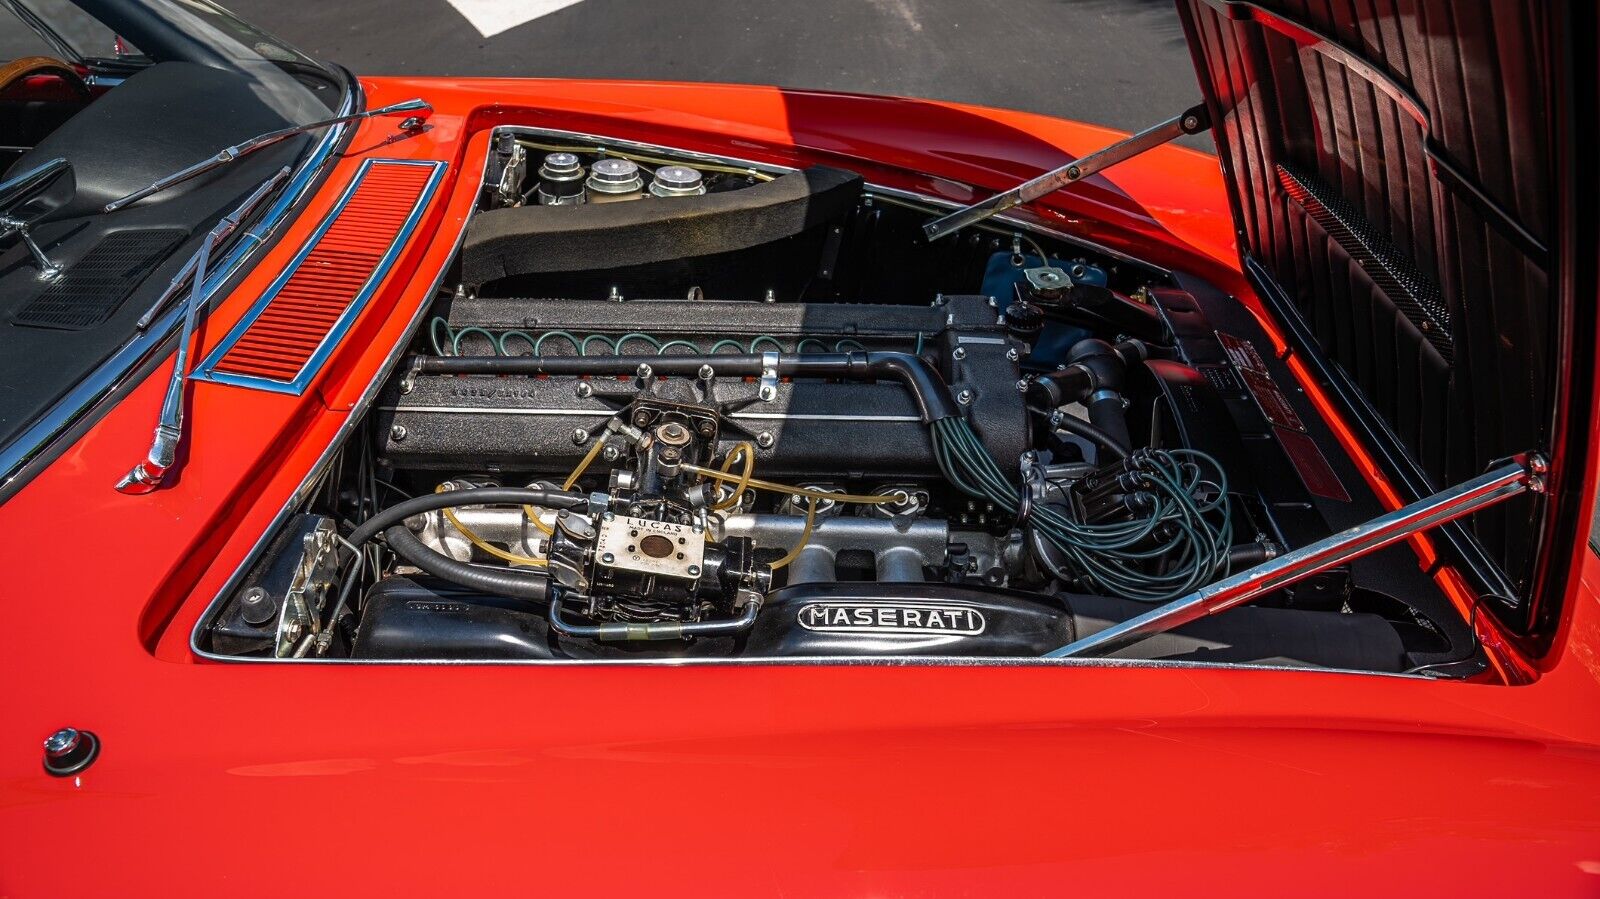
<box><xmin>197</xmin><ymin>129</ymin><xmax>1483</xmax><ymax>673</ymax></box>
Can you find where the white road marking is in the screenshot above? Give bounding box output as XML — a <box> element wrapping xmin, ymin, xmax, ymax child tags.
<box><xmin>442</xmin><ymin>0</ymin><xmax>588</xmax><ymax>38</ymax></box>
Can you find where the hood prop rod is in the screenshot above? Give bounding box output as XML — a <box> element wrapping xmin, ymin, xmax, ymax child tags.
<box><xmin>1044</xmin><ymin>453</ymin><xmax>1548</xmax><ymax>658</ymax></box>
<box><xmin>922</xmin><ymin>104</ymin><xmax>1209</xmax><ymax>242</ymax></box>
<box><xmin>114</xmin><ymin>167</ymin><xmax>290</xmax><ymax>495</ymax></box>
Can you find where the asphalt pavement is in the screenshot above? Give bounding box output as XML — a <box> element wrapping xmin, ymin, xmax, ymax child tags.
<box><xmin>225</xmin><ymin>0</ymin><xmax>1214</xmax><ymax>150</ymax></box>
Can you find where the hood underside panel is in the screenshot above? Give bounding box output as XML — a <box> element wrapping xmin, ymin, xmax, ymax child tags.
<box><xmin>1176</xmin><ymin>0</ymin><xmax>1567</xmax><ymax>627</ymax></box>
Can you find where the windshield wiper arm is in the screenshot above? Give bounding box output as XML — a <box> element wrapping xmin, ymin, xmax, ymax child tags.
<box><xmin>114</xmin><ymin>166</ymin><xmax>292</xmax><ymax>495</ymax></box>
<box><xmin>104</xmin><ymin>98</ymin><xmax>431</xmax><ymax>214</ymax></box>
<box><xmin>921</xmin><ymin>104</ymin><xmax>1208</xmax><ymax>242</ymax></box>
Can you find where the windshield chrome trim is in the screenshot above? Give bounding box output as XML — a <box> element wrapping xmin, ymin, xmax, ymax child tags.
<box><xmin>191</xmin><ymin>157</ymin><xmax>447</xmax><ymax>396</ymax></box>
<box><xmin>0</xmin><ymin>79</ymin><xmax>359</xmax><ymax>493</ymax></box>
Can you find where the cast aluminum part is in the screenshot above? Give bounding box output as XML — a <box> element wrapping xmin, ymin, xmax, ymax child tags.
<box><xmin>921</xmin><ymin>104</ymin><xmax>1209</xmax><ymax>241</ymax></box>
<box><xmin>649</xmin><ymin>165</ymin><xmax>706</xmax><ymax>197</ymax></box>
<box><xmin>114</xmin><ymin>167</ymin><xmax>292</xmax><ymax>494</ymax></box>
<box><xmin>1045</xmin><ymin>453</ymin><xmax>1547</xmax><ymax>658</ymax></box>
<box><xmin>718</xmin><ymin>513</ymin><xmax>951</xmax><ymax>585</ymax></box>
<box><xmin>104</xmin><ymin>97</ymin><xmax>432</xmax><ymax>212</ymax></box>
<box><xmin>536</xmin><ymin>152</ymin><xmax>586</xmax><ymax>205</ymax></box>
<box><xmin>585</xmin><ymin>157</ymin><xmax>644</xmax><ymax>201</ymax></box>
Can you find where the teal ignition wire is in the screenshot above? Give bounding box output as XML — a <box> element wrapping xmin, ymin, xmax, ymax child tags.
<box><xmin>615</xmin><ymin>333</ymin><xmax>663</xmax><ymax>353</ymax></box>
<box><xmin>580</xmin><ymin>334</ymin><xmax>617</xmax><ymax>355</ymax></box>
<box><xmin>451</xmin><ymin>326</ymin><xmax>501</xmax><ymax>356</ymax></box>
<box><xmin>497</xmin><ymin>330</ymin><xmax>538</xmax><ymax>356</ymax></box>
<box><xmin>533</xmin><ymin>330</ymin><xmax>582</xmax><ymax>356</ymax></box>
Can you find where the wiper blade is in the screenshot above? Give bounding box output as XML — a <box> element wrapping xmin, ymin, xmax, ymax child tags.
<box><xmin>103</xmin><ymin>98</ymin><xmax>431</xmax><ymax>214</ymax></box>
<box><xmin>114</xmin><ymin>166</ymin><xmax>292</xmax><ymax>495</ymax></box>
<box><xmin>921</xmin><ymin>105</ymin><xmax>1208</xmax><ymax>242</ymax></box>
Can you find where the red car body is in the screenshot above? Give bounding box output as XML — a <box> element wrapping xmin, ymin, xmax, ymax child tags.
<box><xmin>4</xmin><ymin>9</ymin><xmax>1600</xmax><ymax>899</ymax></box>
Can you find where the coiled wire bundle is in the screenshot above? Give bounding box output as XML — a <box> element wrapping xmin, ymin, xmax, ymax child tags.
<box><xmin>931</xmin><ymin>417</ymin><xmax>1232</xmax><ymax>602</ymax></box>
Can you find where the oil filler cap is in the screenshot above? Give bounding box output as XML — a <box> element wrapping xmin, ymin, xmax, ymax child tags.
<box><xmin>43</xmin><ymin>727</ymin><xmax>99</xmax><ymax>777</ymax></box>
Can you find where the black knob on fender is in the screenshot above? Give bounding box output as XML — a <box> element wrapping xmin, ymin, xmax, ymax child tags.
<box><xmin>43</xmin><ymin>727</ymin><xmax>99</xmax><ymax>777</ymax></box>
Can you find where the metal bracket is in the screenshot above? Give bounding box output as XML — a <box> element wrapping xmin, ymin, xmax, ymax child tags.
<box><xmin>758</xmin><ymin>351</ymin><xmax>780</xmax><ymax>402</ymax></box>
<box><xmin>1045</xmin><ymin>453</ymin><xmax>1546</xmax><ymax>658</ymax></box>
<box><xmin>922</xmin><ymin>104</ymin><xmax>1209</xmax><ymax>242</ymax></box>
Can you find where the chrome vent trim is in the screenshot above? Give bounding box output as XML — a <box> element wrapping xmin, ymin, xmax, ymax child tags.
<box><xmin>192</xmin><ymin>157</ymin><xmax>446</xmax><ymax>396</ymax></box>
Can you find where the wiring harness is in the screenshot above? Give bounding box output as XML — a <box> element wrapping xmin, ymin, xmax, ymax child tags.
<box><xmin>931</xmin><ymin>416</ymin><xmax>1232</xmax><ymax>602</ymax></box>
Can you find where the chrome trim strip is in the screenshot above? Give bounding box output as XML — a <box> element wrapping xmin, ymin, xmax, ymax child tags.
<box><xmin>0</xmin><ymin>84</ymin><xmax>359</xmax><ymax>491</ymax></box>
<box><xmin>192</xmin><ymin>158</ymin><xmax>448</xmax><ymax>395</ymax></box>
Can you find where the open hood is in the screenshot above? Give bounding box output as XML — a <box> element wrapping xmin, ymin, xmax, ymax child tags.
<box><xmin>1175</xmin><ymin>0</ymin><xmax>1597</xmax><ymax>647</ymax></box>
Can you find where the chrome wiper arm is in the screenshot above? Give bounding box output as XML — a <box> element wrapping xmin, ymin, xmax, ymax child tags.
<box><xmin>114</xmin><ymin>166</ymin><xmax>292</xmax><ymax>495</ymax></box>
<box><xmin>921</xmin><ymin>105</ymin><xmax>1208</xmax><ymax>242</ymax></box>
<box><xmin>134</xmin><ymin>162</ymin><xmax>292</xmax><ymax>331</ymax></box>
<box><xmin>103</xmin><ymin>98</ymin><xmax>431</xmax><ymax>214</ymax></box>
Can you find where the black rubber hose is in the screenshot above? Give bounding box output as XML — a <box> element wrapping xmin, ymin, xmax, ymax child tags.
<box><xmin>346</xmin><ymin>487</ymin><xmax>586</xmax><ymax>547</ymax></box>
<box><xmin>1065</xmin><ymin>339</ymin><xmax>1132</xmax><ymax>454</ymax></box>
<box><xmin>412</xmin><ymin>351</ymin><xmax>959</xmax><ymax>423</ymax></box>
<box><xmin>1051</xmin><ymin>413</ymin><xmax>1131</xmax><ymax>461</ymax></box>
<box><xmin>384</xmin><ymin>526</ymin><xmax>550</xmax><ymax>601</ymax></box>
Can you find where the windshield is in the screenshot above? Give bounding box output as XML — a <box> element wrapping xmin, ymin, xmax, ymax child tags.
<box><xmin>0</xmin><ymin>0</ymin><xmax>350</xmax><ymax>490</ymax></box>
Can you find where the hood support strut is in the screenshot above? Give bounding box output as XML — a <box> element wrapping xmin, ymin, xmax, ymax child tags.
<box><xmin>922</xmin><ymin>104</ymin><xmax>1209</xmax><ymax>242</ymax></box>
<box><xmin>1045</xmin><ymin>453</ymin><xmax>1548</xmax><ymax>658</ymax></box>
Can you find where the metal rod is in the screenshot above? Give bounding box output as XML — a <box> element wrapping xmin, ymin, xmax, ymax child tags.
<box><xmin>105</xmin><ymin>98</ymin><xmax>430</xmax><ymax>213</ymax></box>
<box><xmin>922</xmin><ymin>105</ymin><xmax>1207</xmax><ymax>242</ymax></box>
<box><xmin>1044</xmin><ymin>454</ymin><xmax>1545</xmax><ymax>658</ymax></box>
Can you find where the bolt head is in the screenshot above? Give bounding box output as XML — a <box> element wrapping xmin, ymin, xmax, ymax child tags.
<box><xmin>755</xmin><ymin>432</ymin><xmax>774</xmax><ymax>449</ymax></box>
<box><xmin>957</xmin><ymin>388</ymin><xmax>974</xmax><ymax>405</ymax></box>
<box><xmin>1005</xmin><ymin>347</ymin><xmax>1021</xmax><ymax>362</ymax></box>
<box><xmin>575</xmin><ymin>382</ymin><xmax>593</xmax><ymax>398</ymax></box>
<box><xmin>952</xmin><ymin>346</ymin><xmax>967</xmax><ymax>361</ymax></box>
<box><xmin>600</xmin><ymin>552</ymin><xmax>615</xmax><ymax>564</ymax></box>
<box><xmin>698</xmin><ymin>364</ymin><xmax>715</xmax><ymax>380</ymax></box>
<box><xmin>571</xmin><ymin>428</ymin><xmax>589</xmax><ymax>445</ymax></box>
<box><xmin>44</xmin><ymin>728</ymin><xmax>79</xmax><ymax>758</ymax></box>
<box><xmin>1015</xmin><ymin>379</ymin><xmax>1028</xmax><ymax>393</ymax></box>
<box><xmin>686</xmin><ymin>565</ymin><xmax>701</xmax><ymax>577</ymax></box>
<box><xmin>758</xmin><ymin>385</ymin><xmax>776</xmax><ymax>402</ymax></box>
<box><xmin>389</xmin><ymin>424</ymin><xmax>407</xmax><ymax>441</ymax></box>
<box><xmin>601</xmin><ymin>445</ymin><xmax>622</xmax><ymax>462</ymax></box>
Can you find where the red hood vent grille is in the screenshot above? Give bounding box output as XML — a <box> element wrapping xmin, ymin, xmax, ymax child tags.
<box><xmin>195</xmin><ymin>158</ymin><xmax>446</xmax><ymax>394</ymax></box>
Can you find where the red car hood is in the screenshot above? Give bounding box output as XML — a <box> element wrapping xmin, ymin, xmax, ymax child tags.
<box><xmin>1175</xmin><ymin>0</ymin><xmax>1599</xmax><ymax>655</ymax></box>
<box><xmin>2</xmin><ymin>55</ymin><xmax>1600</xmax><ymax>897</ymax></box>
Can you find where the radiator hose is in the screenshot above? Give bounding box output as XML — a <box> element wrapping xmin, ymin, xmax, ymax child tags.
<box><xmin>1025</xmin><ymin>338</ymin><xmax>1132</xmax><ymax>453</ymax></box>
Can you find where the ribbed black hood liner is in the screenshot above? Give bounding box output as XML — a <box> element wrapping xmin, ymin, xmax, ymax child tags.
<box><xmin>1175</xmin><ymin>0</ymin><xmax>1571</xmax><ymax>627</ymax></box>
